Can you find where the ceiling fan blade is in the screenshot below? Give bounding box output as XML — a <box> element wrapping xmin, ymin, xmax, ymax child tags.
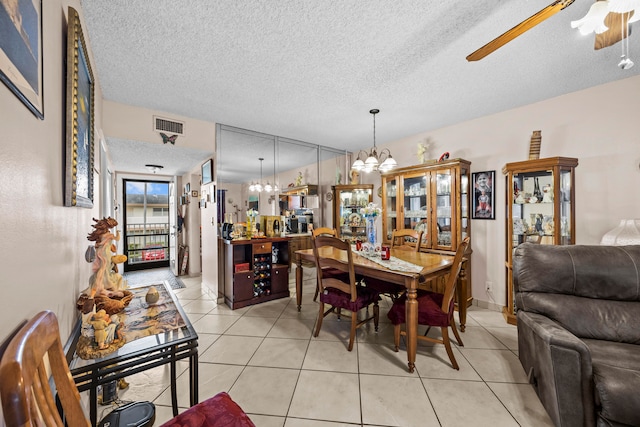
<box><xmin>594</xmin><ymin>11</ymin><xmax>632</xmax><ymax>50</ymax></box>
<box><xmin>466</xmin><ymin>0</ymin><xmax>575</xmax><ymax>61</ymax></box>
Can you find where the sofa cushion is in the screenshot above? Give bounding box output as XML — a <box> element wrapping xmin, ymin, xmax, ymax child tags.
<box><xmin>585</xmin><ymin>339</ymin><xmax>640</xmax><ymax>427</ymax></box>
<box><xmin>515</xmin><ymin>293</ymin><xmax>640</xmax><ymax>344</ymax></box>
<box><xmin>513</xmin><ymin>244</ymin><xmax>640</xmax><ymax>301</ymax></box>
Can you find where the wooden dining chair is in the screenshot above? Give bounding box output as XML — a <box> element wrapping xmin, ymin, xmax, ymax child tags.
<box><xmin>312</xmin><ymin>227</ymin><xmax>343</xmax><ymax>302</ymax></box>
<box><xmin>0</xmin><ymin>310</ymin><xmax>256</xmax><ymax>427</ymax></box>
<box><xmin>387</xmin><ymin>236</ymin><xmax>470</xmax><ymax>370</ymax></box>
<box><xmin>312</xmin><ymin>235</ymin><xmax>380</xmax><ymax>351</ymax></box>
<box><xmin>363</xmin><ymin>229</ymin><xmax>424</xmax><ymax>300</ymax></box>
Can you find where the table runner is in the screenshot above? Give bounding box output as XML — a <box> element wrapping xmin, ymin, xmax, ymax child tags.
<box><xmin>355</xmin><ymin>251</ymin><xmax>424</xmax><ymax>273</ymax></box>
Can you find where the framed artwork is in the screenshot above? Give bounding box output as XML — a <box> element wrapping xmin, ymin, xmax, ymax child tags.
<box><xmin>471</xmin><ymin>170</ymin><xmax>495</xmax><ymax>220</ymax></box>
<box><xmin>64</xmin><ymin>7</ymin><xmax>94</xmax><ymax>208</ymax></box>
<box><xmin>201</xmin><ymin>158</ymin><xmax>213</xmax><ymax>185</ymax></box>
<box><xmin>0</xmin><ymin>0</ymin><xmax>44</xmax><ymax>118</ymax></box>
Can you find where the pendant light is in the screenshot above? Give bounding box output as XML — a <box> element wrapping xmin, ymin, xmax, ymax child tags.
<box><xmin>249</xmin><ymin>158</ymin><xmax>277</xmax><ymax>192</ymax></box>
<box><xmin>351</xmin><ymin>109</ymin><xmax>397</xmax><ymax>173</ymax></box>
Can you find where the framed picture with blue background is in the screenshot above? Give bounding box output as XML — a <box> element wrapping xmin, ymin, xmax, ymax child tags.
<box><xmin>0</xmin><ymin>0</ymin><xmax>44</xmax><ymax>118</ymax></box>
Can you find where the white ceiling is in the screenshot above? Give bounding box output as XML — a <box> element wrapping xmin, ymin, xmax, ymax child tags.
<box><xmin>81</xmin><ymin>0</ymin><xmax>640</xmax><ymax>178</ymax></box>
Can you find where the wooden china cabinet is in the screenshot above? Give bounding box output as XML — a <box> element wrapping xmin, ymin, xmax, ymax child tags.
<box><xmin>380</xmin><ymin>159</ymin><xmax>473</xmax><ymax>326</ymax></box>
<box><xmin>503</xmin><ymin>157</ymin><xmax>578</xmax><ymax>325</ymax></box>
<box><xmin>332</xmin><ymin>184</ymin><xmax>373</xmax><ymax>240</ymax></box>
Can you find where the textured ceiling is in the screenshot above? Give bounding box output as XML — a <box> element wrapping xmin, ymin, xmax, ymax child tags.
<box><xmin>81</xmin><ymin>0</ymin><xmax>640</xmax><ymax>179</ymax></box>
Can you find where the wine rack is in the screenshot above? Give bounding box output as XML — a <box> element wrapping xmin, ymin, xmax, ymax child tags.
<box><xmin>253</xmin><ymin>254</ymin><xmax>272</xmax><ymax>296</ymax></box>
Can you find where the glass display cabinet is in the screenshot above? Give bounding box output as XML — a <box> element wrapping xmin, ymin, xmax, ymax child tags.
<box><xmin>332</xmin><ymin>184</ymin><xmax>373</xmax><ymax>240</ymax></box>
<box><xmin>381</xmin><ymin>159</ymin><xmax>471</xmax><ymax>252</ymax></box>
<box><xmin>381</xmin><ymin>159</ymin><xmax>473</xmax><ymax>323</ymax></box>
<box><xmin>503</xmin><ymin>156</ymin><xmax>578</xmax><ymax>324</ymax></box>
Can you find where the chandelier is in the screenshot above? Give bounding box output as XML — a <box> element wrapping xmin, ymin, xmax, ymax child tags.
<box><xmin>351</xmin><ymin>109</ymin><xmax>397</xmax><ymax>173</ymax></box>
<box><xmin>249</xmin><ymin>158</ymin><xmax>278</xmax><ymax>192</ymax></box>
<box><xmin>571</xmin><ymin>0</ymin><xmax>639</xmax><ymax>69</ymax></box>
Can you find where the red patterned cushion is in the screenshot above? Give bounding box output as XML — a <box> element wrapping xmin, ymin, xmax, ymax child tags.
<box><xmin>160</xmin><ymin>392</ymin><xmax>255</xmax><ymax>427</ymax></box>
<box><xmin>387</xmin><ymin>290</ymin><xmax>451</xmax><ymax>327</ymax></box>
<box><xmin>319</xmin><ymin>286</ymin><xmax>380</xmax><ymax>312</ymax></box>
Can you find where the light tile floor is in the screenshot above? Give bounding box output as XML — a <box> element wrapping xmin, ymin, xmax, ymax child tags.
<box><xmin>105</xmin><ymin>270</ymin><xmax>553</xmax><ymax>427</ymax></box>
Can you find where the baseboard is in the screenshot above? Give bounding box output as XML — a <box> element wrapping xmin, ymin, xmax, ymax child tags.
<box><xmin>473</xmin><ymin>298</ymin><xmax>504</xmax><ymax>313</ymax></box>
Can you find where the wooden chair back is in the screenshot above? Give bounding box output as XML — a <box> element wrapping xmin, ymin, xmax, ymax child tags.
<box><xmin>312</xmin><ymin>227</ymin><xmax>337</xmax><ymax>239</ymax></box>
<box><xmin>312</xmin><ymin>235</ymin><xmax>357</xmax><ymax>301</ymax></box>
<box><xmin>0</xmin><ymin>310</ymin><xmax>90</xmax><ymax>427</ymax></box>
<box><xmin>440</xmin><ymin>237</ymin><xmax>470</xmax><ymax>313</ymax></box>
<box><xmin>391</xmin><ymin>229</ymin><xmax>423</xmax><ymax>252</ymax></box>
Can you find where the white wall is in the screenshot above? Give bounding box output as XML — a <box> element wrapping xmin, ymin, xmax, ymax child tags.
<box><xmin>0</xmin><ymin>1</ymin><xmax>102</xmax><ymax>346</ymax></box>
<box><xmin>359</xmin><ymin>74</ymin><xmax>640</xmax><ymax>310</ymax></box>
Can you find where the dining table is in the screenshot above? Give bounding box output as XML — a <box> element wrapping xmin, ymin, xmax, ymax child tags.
<box><xmin>294</xmin><ymin>247</ymin><xmax>468</xmax><ymax>373</ymax></box>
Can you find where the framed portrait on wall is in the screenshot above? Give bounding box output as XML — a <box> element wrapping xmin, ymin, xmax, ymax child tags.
<box><xmin>201</xmin><ymin>158</ymin><xmax>213</xmax><ymax>185</ymax></box>
<box><xmin>0</xmin><ymin>0</ymin><xmax>44</xmax><ymax>119</ymax></box>
<box><xmin>64</xmin><ymin>7</ymin><xmax>94</xmax><ymax>208</ymax></box>
<box><xmin>471</xmin><ymin>170</ymin><xmax>495</xmax><ymax>220</ymax></box>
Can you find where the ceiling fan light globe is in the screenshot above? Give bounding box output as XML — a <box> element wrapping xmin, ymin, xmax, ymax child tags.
<box><xmin>255</xmin><ymin>183</ymin><xmax>263</xmax><ymax>192</ymax></box>
<box><xmin>264</xmin><ymin>183</ymin><xmax>273</xmax><ymax>192</ymax></box>
<box><xmin>571</xmin><ymin>1</ymin><xmax>610</xmax><ymax>34</ymax></box>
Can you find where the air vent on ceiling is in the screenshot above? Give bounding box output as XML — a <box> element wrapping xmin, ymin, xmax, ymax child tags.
<box><xmin>153</xmin><ymin>116</ymin><xmax>185</xmax><ymax>135</ymax></box>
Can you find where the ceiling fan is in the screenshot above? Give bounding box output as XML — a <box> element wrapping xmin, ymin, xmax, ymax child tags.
<box><xmin>466</xmin><ymin>0</ymin><xmax>637</xmax><ymax>61</ymax></box>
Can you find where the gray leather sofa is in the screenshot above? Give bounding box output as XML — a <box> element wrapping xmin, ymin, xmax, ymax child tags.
<box><xmin>513</xmin><ymin>243</ymin><xmax>640</xmax><ymax>427</ymax></box>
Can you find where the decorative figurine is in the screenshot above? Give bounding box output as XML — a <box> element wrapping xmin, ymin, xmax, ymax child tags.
<box><xmin>295</xmin><ymin>171</ymin><xmax>303</xmax><ymax>186</ymax></box>
<box><xmin>90</xmin><ymin>309</ymin><xmax>110</xmax><ymax>350</ymax></box>
<box><xmin>77</xmin><ymin>217</ymin><xmax>133</xmax><ymax>322</ymax></box>
<box><xmin>417</xmin><ymin>138</ymin><xmax>432</xmax><ymax>164</ymax></box>
<box><xmin>542</xmin><ymin>184</ymin><xmax>554</xmax><ymax>203</ymax></box>
<box><xmin>438</xmin><ymin>152</ymin><xmax>450</xmax><ymax>162</ymax></box>
<box><xmin>350</xmin><ymin>169</ymin><xmax>360</xmax><ymax>184</ymax></box>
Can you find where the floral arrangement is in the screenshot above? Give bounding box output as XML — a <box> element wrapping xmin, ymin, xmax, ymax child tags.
<box><xmin>360</xmin><ymin>203</ymin><xmax>381</xmax><ymax>218</ymax></box>
<box><xmin>246</xmin><ymin>209</ymin><xmax>259</xmax><ymax>219</ymax></box>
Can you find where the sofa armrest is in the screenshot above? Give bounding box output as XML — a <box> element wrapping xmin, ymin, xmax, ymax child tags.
<box><xmin>517</xmin><ymin>311</ymin><xmax>595</xmax><ymax>427</ymax></box>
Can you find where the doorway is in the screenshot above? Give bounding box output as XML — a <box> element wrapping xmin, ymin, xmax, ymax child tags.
<box><xmin>123</xmin><ymin>179</ymin><xmax>170</xmax><ymax>272</ymax></box>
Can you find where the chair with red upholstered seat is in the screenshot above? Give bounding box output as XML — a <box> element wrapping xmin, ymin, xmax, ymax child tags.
<box><xmin>0</xmin><ymin>310</ymin><xmax>255</xmax><ymax>427</ymax></box>
<box><xmin>312</xmin><ymin>227</ymin><xmax>345</xmax><ymax>302</ymax></box>
<box><xmin>312</xmin><ymin>235</ymin><xmax>380</xmax><ymax>351</ymax></box>
<box><xmin>387</xmin><ymin>236</ymin><xmax>470</xmax><ymax>370</ymax></box>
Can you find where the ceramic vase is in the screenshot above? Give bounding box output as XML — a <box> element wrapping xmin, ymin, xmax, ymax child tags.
<box><xmin>366</xmin><ymin>216</ymin><xmax>377</xmax><ymax>246</ymax></box>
